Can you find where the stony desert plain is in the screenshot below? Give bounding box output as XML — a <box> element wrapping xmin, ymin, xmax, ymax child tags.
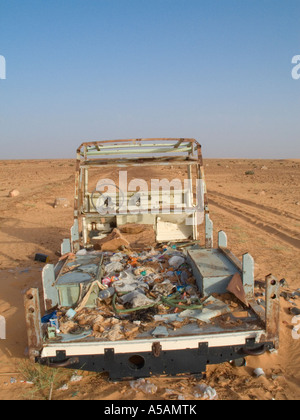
<box><xmin>0</xmin><ymin>157</ymin><xmax>300</xmax><ymax>400</ymax></box>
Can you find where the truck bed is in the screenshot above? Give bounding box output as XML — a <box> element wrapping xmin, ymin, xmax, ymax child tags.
<box><xmin>40</xmin><ymin>245</ymin><xmax>266</xmax><ymax>347</ymax></box>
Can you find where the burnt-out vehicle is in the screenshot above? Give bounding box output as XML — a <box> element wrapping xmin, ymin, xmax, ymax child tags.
<box><xmin>24</xmin><ymin>139</ymin><xmax>280</xmax><ymax>380</ymax></box>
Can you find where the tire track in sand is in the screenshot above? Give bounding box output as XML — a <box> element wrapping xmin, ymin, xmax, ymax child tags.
<box><xmin>209</xmin><ymin>193</ymin><xmax>300</xmax><ymax>250</ymax></box>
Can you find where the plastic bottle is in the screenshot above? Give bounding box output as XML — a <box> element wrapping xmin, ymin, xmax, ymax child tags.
<box><xmin>98</xmin><ymin>287</ymin><xmax>115</xmax><ymax>300</ymax></box>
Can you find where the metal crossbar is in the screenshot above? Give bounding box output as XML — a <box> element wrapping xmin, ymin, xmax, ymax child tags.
<box><xmin>77</xmin><ymin>138</ymin><xmax>200</xmax><ymax>161</ymax></box>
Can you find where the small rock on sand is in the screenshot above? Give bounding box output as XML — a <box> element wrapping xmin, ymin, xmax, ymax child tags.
<box><xmin>8</xmin><ymin>189</ymin><xmax>20</xmax><ymax>197</ymax></box>
<box><xmin>53</xmin><ymin>197</ymin><xmax>70</xmax><ymax>208</ymax></box>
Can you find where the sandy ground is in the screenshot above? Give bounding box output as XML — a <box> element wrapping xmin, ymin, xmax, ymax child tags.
<box><xmin>0</xmin><ymin>157</ymin><xmax>300</xmax><ymax>400</ymax></box>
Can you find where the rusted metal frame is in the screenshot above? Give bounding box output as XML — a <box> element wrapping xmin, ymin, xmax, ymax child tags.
<box><xmin>196</xmin><ymin>142</ymin><xmax>203</xmax><ymax>166</ymax></box>
<box><xmin>218</xmin><ymin>247</ymin><xmax>243</xmax><ymax>271</ymax></box>
<box><xmin>79</xmin><ymin>138</ymin><xmax>198</xmax><ymax>148</ymax></box>
<box><xmin>85</xmin><ymin>145</ymin><xmax>193</xmax><ymax>156</ymax></box>
<box><xmin>78</xmin><ymin>138</ymin><xmax>199</xmax><ymax>161</ymax></box>
<box><xmin>86</xmin><ymin>141</ymin><xmax>192</xmax><ymax>151</ymax></box>
<box><xmin>72</xmin><ymin>151</ymin><xmax>82</xmax><ymax>252</ymax></box>
<box><xmin>83</xmin><ymin>206</ymin><xmax>199</xmax><ymax>216</ymax></box>
<box><xmin>83</xmin><ymin>167</ymin><xmax>89</xmax><ymax>213</ymax></box>
<box><xmin>24</xmin><ymin>288</ymin><xmax>43</xmax><ymax>362</ymax></box>
<box><xmin>195</xmin><ymin>143</ymin><xmax>212</xmax><ymax>247</ymax></box>
<box><xmin>200</xmin><ymin>169</ymin><xmax>213</xmax><ymax>248</ymax></box>
<box><xmin>74</xmin><ymin>151</ymin><xmax>81</xmax><ymax>215</ymax></box>
<box><xmin>265</xmin><ymin>274</ymin><xmax>280</xmax><ymax>349</ymax></box>
<box><xmin>174</xmin><ymin>138</ymin><xmax>184</xmax><ymax>149</ymax></box>
<box><xmin>42</xmin><ymin>264</ymin><xmax>58</xmax><ymax>312</ymax></box>
<box><xmin>79</xmin><ymin>159</ymin><xmax>200</xmax><ymax>168</ymax></box>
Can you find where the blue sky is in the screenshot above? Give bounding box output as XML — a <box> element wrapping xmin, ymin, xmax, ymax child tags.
<box><xmin>0</xmin><ymin>0</ymin><xmax>299</xmax><ymax>159</ymax></box>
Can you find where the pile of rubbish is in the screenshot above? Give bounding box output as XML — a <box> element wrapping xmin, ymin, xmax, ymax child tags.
<box><xmin>44</xmin><ymin>245</ymin><xmax>249</xmax><ymax>342</ymax></box>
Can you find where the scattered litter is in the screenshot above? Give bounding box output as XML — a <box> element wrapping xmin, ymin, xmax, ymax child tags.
<box><xmin>47</xmin><ymin>243</ymin><xmax>259</xmax><ymax>343</ymax></box>
<box><xmin>279</xmin><ymin>278</ymin><xmax>289</xmax><ymax>288</ymax></box>
<box><xmin>152</xmin><ymin>279</ymin><xmax>176</xmax><ymax>296</ymax></box>
<box><xmin>98</xmin><ymin>287</ymin><xmax>115</xmax><ymax>300</ymax></box>
<box><xmin>102</xmin><ymin>277</ymin><xmax>113</xmax><ymax>287</ymax></box>
<box><xmin>134</xmin><ymin>266</ymin><xmax>156</xmax><ymax>276</ymax></box>
<box><xmin>41</xmin><ymin>311</ymin><xmax>57</xmax><ymax>324</ymax></box>
<box><xmin>168</xmin><ymin>255</ymin><xmax>185</xmax><ymax>269</ymax></box>
<box><xmin>58</xmin><ymin>384</ymin><xmax>69</xmax><ymax>391</ymax></box>
<box><xmin>164</xmin><ymin>388</ymin><xmax>175</xmax><ymax>394</ymax></box>
<box><xmin>66</xmin><ymin>308</ymin><xmax>77</xmax><ymax>319</ymax></box>
<box><xmin>34</xmin><ymin>253</ymin><xmax>49</xmax><ymax>263</ymax></box>
<box><xmin>10</xmin><ymin>377</ymin><xmax>17</xmax><ymax>384</ymax></box>
<box><xmin>49</xmin><ymin>317</ymin><xmax>59</xmax><ymax>331</ymax></box>
<box><xmin>253</xmin><ymin>368</ymin><xmax>265</xmax><ymax>377</ymax></box>
<box><xmin>110</xmin><ymin>252</ymin><xmax>125</xmax><ymax>262</ymax></box>
<box><xmin>53</xmin><ymin>197</ymin><xmax>70</xmax><ymax>208</ymax></box>
<box><xmin>194</xmin><ymin>384</ymin><xmax>218</xmax><ymax>400</ymax></box>
<box><xmin>289</xmin><ymin>307</ymin><xmax>300</xmax><ymax>316</ymax></box>
<box><xmin>58</xmin><ymin>320</ymin><xmax>78</xmax><ymax>334</ymax></box>
<box><xmin>76</xmin><ymin>249</ymin><xmax>88</xmax><ymax>256</ymax></box>
<box><xmin>105</xmin><ymin>261</ymin><xmax>124</xmax><ymax>274</ymax></box>
<box><xmin>105</xmin><ymin>324</ymin><xmax>124</xmax><ymax>341</ymax></box>
<box><xmin>120</xmin><ymin>290</ymin><xmax>154</xmax><ymax>308</ymax></box>
<box><xmin>70</xmin><ymin>373</ymin><xmax>83</xmax><ymax>382</ymax></box>
<box><xmin>93</xmin><ymin>228</ymin><xmax>130</xmax><ymax>251</ymax></box>
<box><xmin>130</xmin><ymin>378</ymin><xmax>157</xmax><ymax>394</ymax></box>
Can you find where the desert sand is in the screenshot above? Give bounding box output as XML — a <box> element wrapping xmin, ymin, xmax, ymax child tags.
<box><xmin>0</xmin><ymin>157</ymin><xmax>300</xmax><ymax>400</ymax></box>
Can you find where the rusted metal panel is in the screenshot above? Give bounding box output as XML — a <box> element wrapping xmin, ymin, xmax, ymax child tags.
<box><xmin>205</xmin><ymin>211</ymin><xmax>213</xmax><ymax>248</ymax></box>
<box><xmin>227</xmin><ymin>272</ymin><xmax>249</xmax><ymax>307</ymax></box>
<box><xmin>265</xmin><ymin>274</ymin><xmax>280</xmax><ymax>348</ymax></box>
<box><xmin>248</xmin><ymin>297</ymin><xmax>266</xmax><ymax>325</ymax></box>
<box><xmin>42</xmin><ymin>264</ymin><xmax>58</xmax><ymax>311</ymax></box>
<box><xmin>24</xmin><ymin>288</ymin><xmax>43</xmax><ymax>361</ymax></box>
<box><xmin>219</xmin><ymin>247</ymin><xmax>243</xmax><ymax>271</ymax></box>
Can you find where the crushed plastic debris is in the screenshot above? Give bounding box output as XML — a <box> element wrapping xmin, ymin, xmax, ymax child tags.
<box><xmin>58</xmin><ymin>384</ymin><xmax>69</xmax><ymax>391</ymax></box>
<box><xmin>120</xmin><ymin>290</ymin><xmax>155</xmax><ymax>308</ymax></box>
<box><xmin>253</xmin><ymin>368</ymin><xmax>265</xmax><ymax>378</ymax></box>
<box><xmin>194</xmin><ymin>383</ymin><xmax>218</xmax><ymax>400</ymax></box>
<box><xmin>130</xmin><ymin>378</ymin><xmax>157</xmax><ymax>394</ymax></box>
<box><xmin>105</xmin><ymin>261</ymin><xmax>124</xmax><ymax>274</ymax></box>
<box><xmin>70</xmin><ymin>373</ymin><xmax>83</xmax><ymax>382</ymax></box>
<box><xmin>168</xmin><ymin>255</ymin><xmax>185</xmax><ymax>269</ymax></box>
